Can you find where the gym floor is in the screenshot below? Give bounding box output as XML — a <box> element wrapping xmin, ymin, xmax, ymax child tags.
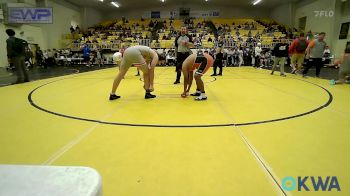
<box><xmin>0</xmin><ymin>67</ymin><xmax>349</xmax><ymax>196</ymax></box>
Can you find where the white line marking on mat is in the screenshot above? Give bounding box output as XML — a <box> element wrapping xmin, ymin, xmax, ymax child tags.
<box><xmin>42</xmin><ymin>68</ymin><xmax>169</xmax><ymax>165</ymax></box>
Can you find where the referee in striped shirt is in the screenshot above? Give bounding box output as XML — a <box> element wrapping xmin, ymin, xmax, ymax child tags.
<box><xmin>174</xmin><ymin>26</ymin><xmax>193</xmax><ymax>84</ymax></box>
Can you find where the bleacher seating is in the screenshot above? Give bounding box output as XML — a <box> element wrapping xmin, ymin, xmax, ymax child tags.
<box><xmin>66</xmin><ymin>18</ymin><xmax>297</xmax><ymax>51</ymax></box>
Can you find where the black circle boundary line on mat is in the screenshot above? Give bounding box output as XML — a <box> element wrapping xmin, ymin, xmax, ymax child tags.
<box><xmin>28</xmin><ymin>77</ymin><xmax>333</xmax><ymax>128</ymax></box>
<box><xmin>139</xmin><ymin>76</ymin><xmax>217</xmax><ymax>84</ymax></box>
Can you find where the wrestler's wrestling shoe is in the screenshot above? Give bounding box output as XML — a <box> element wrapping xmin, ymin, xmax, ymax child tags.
<box><xmin>145</xmin><ymin>93</ymin><xmax>156</xmax><ymax>99</ymax></box>
<box><xmin>195</xmin><ymin>96</ymin><xmax>207</xmax><ymax>101</ymax></box>
<box><xmin>109</xmin><ymin>94</ymin><xmax>121</xmax><ymax>100</ymax></box>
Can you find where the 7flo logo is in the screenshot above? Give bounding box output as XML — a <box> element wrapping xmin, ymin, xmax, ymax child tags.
<box><xmin>281</xmin><ymin>176</ymin><xmax>341</xmax><ymax>192</ymax></box>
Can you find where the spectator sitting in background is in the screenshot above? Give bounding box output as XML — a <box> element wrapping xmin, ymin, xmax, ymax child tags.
<box><xmin>306</xmin><ymin>30</ymin><xmax>313</xmax><ymax>41</ymax></box>
<box><xmin>158</xmin><ymin>50</ymin><xmax>166</xmax><ymax>66</ymax></box>
<box><xmin>36</xmin><ymin>47</ymin><xmax>44</xmax><ymax>67</ymax></box>
<box><xmin>323</xmin><ymin>45</ymin><xmax>331</xmax><ymax>65</ymax></box>
<box><xmin>236</xmin><ymin>30</ymin><xmax>240</xmax><ymax>37</ymax></box>
<box><xmin>248</xmin><ymin>30</ymin><xmax>252</xmax><ymax>37</ymax></box>
<box><xmin>194</xmin><ymin>38</ymin><xmax>202</xmax><ymax>47</ymax></box>
<box><xmin>166</xmin><ymin>50</ymin><xmax>175</xmax><ymax>66</ymax></box>
<box><xmin>53</xmin><ymin>49</ymin><xmax>59</xmax><ymax>59</ymax></box>
<box><xmin>75</xmin><ymin>25</ymin><xmax>80</xmax><ymax>33</ymax></box>
<box><xmin>70</xmin><ymin>25</ymin><xmax>75</xmax><ymax>34</ymax></box>
<box><xmin>227</xmin><ymin>48</ymin><xmax>234</xmax><ymax>66</ymax></box>
<box><xmin>324</xmin><ymin>46</ymin><xmax>331</xmax><ymax>56</ymax></box>
<box><xmin>25</xmin><ymin>47</ymin><xmax>33</xmax><ymax>68</ymax></box>
<box><xmin>43</xmin><ymin>50</ymin><xmax>48</xmax><ymax>68</ymax></box>
<box><xmin>48</xmin><ymin>49</ymin><xmax>56</xmax><ymax>66</ymax></box>
<box><xmin>149</xmin><ymin>21</ymin><xmax>154</xmax><ymax>28</ymax></box>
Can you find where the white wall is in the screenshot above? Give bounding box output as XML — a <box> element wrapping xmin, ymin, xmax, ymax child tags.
<box><xmin>82</xmin><ymin>7</ymin><xmax>104</xmax><ymax>29</ymax></box>
<box><xmin>331</xmin><ymin>0</ymin><xmax>350</xmax><ymax>57</ymax></box>
<box><xmin>0</xmin><ymin>24</ymin><xmax>45</xmax><ymax>67</ymax></box>
<box><xmin>270</xmin><ymin>3</ymin><xmax>293</xmax><ymax>27</ymax></box>
<box><xmin>1</xmin><ymin>0</ymin><xmax>83</xmax><ymax>67</ymax></box>
<box><xmin>40</xmin><ymin>0</ymin><xmax>82</xmax><ymax>49</ymax></box>
<box><xmin>293</xmin><ymin>0</ymin><xmax>350</xmax><ymax>57</ymax></box>
<box><xmin>295</xmin><ymin>0</ymin><xmax>336</xmax><ymax>47</ymax></box>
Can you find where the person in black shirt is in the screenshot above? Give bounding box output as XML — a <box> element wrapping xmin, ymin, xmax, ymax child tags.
<box><xmin>211</xmin><ymin>37</ymin><xmax>224</xmax><ymax>76</ymax></box>
<box><xmin>246</xmin><ymin>47</ymin><xmax>254</xmax><ymax>66</ymax></box>
<box><xmin>6</xmin><ymin>29</ymin><xmax>29</xmax><ymax>83</ymax></box>
<box><xmin>70</xmin><ymin>25</ymin><xmax>75</xmax><ymax>34</ymax></box>
<box><xmin>36</xmin><ymin>47</ymin><xmax>44</xmax><ymax>67</ymax></box>
<box><xmin>271</xmin><ymin>38</ymin><xmax>289</xmax><ymax>76</ymax></box>
<box><xmin>211</xmin><ymin>47</ymin><xmax>224</xmax><ymax>76</ymax></box>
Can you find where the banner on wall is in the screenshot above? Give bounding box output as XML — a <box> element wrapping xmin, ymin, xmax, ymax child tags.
<box><xmin>151</xmin><ymin>11</ymin><xmax>160</xmax><ymax>19</ymax></box>
<box><xmin>7</xmin><ymin>7</ymin><xmax>53</xmax><ymax>24</ymax></box>
<box><xmin>142</xmin><ymin>11</ymin><xmax>179</xmax><ymax>19</ymax></box>
<box><xmin>143</xmin><ymin>9</ymin><xmax>219</xmax><ymax>19</ymax></box>
<box><xmin>190</xmin><ymin>10</ymin><xmax>220</xmax><ymax>18</ymax></box>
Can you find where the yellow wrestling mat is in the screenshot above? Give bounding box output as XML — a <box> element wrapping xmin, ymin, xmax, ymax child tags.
<box><xmin>0</xmin><ymin>67</ymin><xmax>349</xmax><ymax>196</ymax></box>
